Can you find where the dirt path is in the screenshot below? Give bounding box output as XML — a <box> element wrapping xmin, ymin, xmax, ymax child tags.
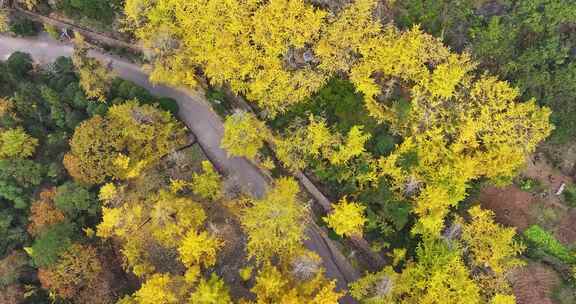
<box><xmin>0</xmin><ymin>33</ymin><xmax>359</xmax><ymax>300</ymax></box>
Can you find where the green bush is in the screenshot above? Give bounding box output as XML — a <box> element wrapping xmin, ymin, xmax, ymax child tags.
<box><xmin>109</xmin><ymin>79</ymin><xmax>179</xmax><ymax>115</ymax></box>
<box><xmin>518</xmin><ymin>177</ymin><xmax>541</xmax><ymax>192</ymax></box>
<box><xmin>29</xmin><ymin>222</ymin><xmax>74</xmax><ymax>267</ymax></box>
<box><xmin>368</xmin><ymin>133</ymin><xmax>397</xmax><ymax>157</ymax></box>
<box><xmin>157</xmin><ymin>97</ymin><xmax>179</xmax><ymax>116</ymax></box>
<box><xmin>87</xmin><ymin>102</ymin><xmax>108</xmax><ymax>116</ymax></box>
<box><xmin>563</xmin><ymin>185</ymin><xmax>576</xmax><ymax>207</ymax></box>
<box><xmin>9</xmin><ymin>18</ymin><xmax>39</xmax><ymax>37</ymax></box>
<box><xmin>111</xmin><ymin>79</ymin><xmax>152</xmax><ymax>102</ymax></box>
<box><xmin>0</xmin><ymin>210</ymin><xmax>29</xmax><ymax>257</ymax></box>
<box><xmin>206</xmin><ymin>88</ymin><xmax>231</xmax><ymax>117</ymax></box>
<box><xmin>552</xmin><ymin>283</ymin><xmax>576</xmax><ymax>304</ymax></box>
<box><xmin>360</xmin><ymin>178</ymin><xmax>412</xmax><ymax>235</ymax></box>
<box><xmin>6</xmin><ymin>52</ymin><xmax>33</xmax><ymax>79</ymax></box>
<box><xmin>46</xmin><ymin>162</ymin><xmax>66</xmax><ymax>184</ymax></box>
<box><xmin>0</xmin><ymin>160</ymin><xmax>45</xmax><ymax>209</ymax></box>
<box><xmin>54</xmin><ymin>182</ymin><xmax>97</xmax><ymax>217</ymax></box>
<box><xmin>523</xmin><ymin>225</ymin><xmax>575</xmax><ymax>264</ymax></box>
<box><xmin>58</xmin><ymin>0</ymin><xmax>118</xmax><ymax>24</ymax></box>
<box><xmin>270</xmin><ymin>77</ymin><xmax>378</xmax><ymax>134</ymax></box>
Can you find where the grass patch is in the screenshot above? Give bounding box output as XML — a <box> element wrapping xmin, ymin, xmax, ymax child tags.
<box><xmin>552</xmin><ymin>282</ymin><xmax>576</xmax><ymax>304</ymax></box>
<box><xmin>518</xmin><ymin>176</ymin><xmax>543</xmax><ymax>193</ymax></box>
<box><xmin>523</xmin><ymin>225</ymin><xmax>575</xmax><ymax>264</ymax></box>
<box><xmin>206</xmin><ymin>88</ymin><xmax>233</xmax><ymax>118</ymax></box>
<box><xmin>529</xmin><ymin>201</ymin><xmax>562</xmax><ymax>231</ymax></box>
<box><xmin>563</xmin><ymin>185</ymin><xmax>576</xmax><ymax>208</ymax></box>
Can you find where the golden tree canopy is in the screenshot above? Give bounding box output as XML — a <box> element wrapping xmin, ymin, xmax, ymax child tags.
<box><xmin>324</xmin><ymin>197</ymin><xmax>366</xmax><ymax>237</ymax></box>
<box><xmin>240</xmin><ymin>177</ymin><xmax>307</xmax><ymax>262</ymax></box>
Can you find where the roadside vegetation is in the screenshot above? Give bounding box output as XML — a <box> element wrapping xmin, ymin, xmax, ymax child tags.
<box><xmin>1</xmin><ymin>0</ymin><xmax>576</xmax><ymax>303</ymax></box>
<box><xmin>0</xmin><ymin>26</ymin><xmax>344</xmax><ymax>304</ymax></box>
<box><xmin>123</xmin><ymin>0</ymin><xmax>553</xmax><ymax>303</ymax></box>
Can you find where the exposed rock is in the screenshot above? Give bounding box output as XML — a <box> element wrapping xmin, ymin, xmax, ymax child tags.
<box><xmin>403</xmin><ymin>175</ymin><xmax>421</xmax><ymax>197</ymax></box>
<box><xmin>476</xmin><ymin>0</ymin><xmax>508</xmax><ymax>18</ymax></box>
<box><xmin>374</xmin><ymin>276</ymin><xmax>393</xmax><ymax>297</ymax></box>
<box><xmin>291</xmin><ymin>254</ymin><xmax>321</xmax><ymax>281</ymax></box>
<box><xmin>167</xmin><ymin>150</ymin><xmax>187</xmax><ymax>168</ymax></box>
<box><xmin>442</xmin><ymin>222</ymin><xmax>462</xmax><ymax>242</ymax></box>
<box><xmin>131</xmin><ymin>108</ymin><xmax>154</xmax><ymax>124</ymax></box>
<box><xmin>223</xmin><ymin>176</ymin><xmax>243</xmax><ymax>200</ymax></box>
<box><xmin>284</xmin><ymin>47</ymin><xmax>318</xmax><ymax>70</ymax></box>
<box><xmin>303</xmin><ymin>49</ymin><xmax>315</xmax><ymax>63</ymax></box>
<box><xmin>308</xmin><ymin>0</ymin><xmax>351</xmax><ymax>14</ymax></box>
<box><xmin>373</xmin><ymin>0</ymin><xmax>394</xmax><ymax>25</ymax></box>
<box><xmin>555</xmin><ymin>182</ymin><xmax>566</xmax><ymax>196</ymax></box>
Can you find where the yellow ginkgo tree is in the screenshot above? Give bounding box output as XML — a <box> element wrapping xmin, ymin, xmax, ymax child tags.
<box><xmin>240</xmin><ymin>177</ymin><xmax>307</xmax><ymax>262</ymax></box>
<box><xmin>324</xmin><ymin>197</ymin><xmax>366</xmax><ymax>237</ymax></box>
<box><xmin>221</xmin><ymin>110</ymin><xmax>270</xmax><ymax>160</ymax></box>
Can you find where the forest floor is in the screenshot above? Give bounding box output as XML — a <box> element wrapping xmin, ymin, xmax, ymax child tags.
<box><xmin>479</xmin><ymin>152</ymin><xmax>576</xmax><ymax>304</ymax></box>
<box><xmin>479</xmin><ymin>154</ymin><xmax>574</xmax><ymax>242</ymax></box>
<box><xmin>510</xmin><ymin>262</ymin><xmax>561</xmax><ymax>304</ymax></box>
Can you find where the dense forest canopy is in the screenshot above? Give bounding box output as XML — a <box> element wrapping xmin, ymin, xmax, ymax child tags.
<box><xmin>121</xmin><ymin>0</ymin><xmax>567</xmax><ymax>303</ymax></box>
<box><xmin>2</xmin><ymin>0</ymin><xmax>576</xmax><ymax>303</ymax></box>
<box><xmin>128</xmin><ymin>0</ymin><xmax>550</xmax><ymax>236</ymax></box>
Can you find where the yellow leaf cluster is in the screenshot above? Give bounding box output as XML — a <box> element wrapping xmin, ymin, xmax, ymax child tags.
<box><xmin>323</xmin><ymin>197</ymin><xmax>366</xmax><ymax>237</ymax></box>
<box><xmin>0</xmin><ymin>10</ymin><xmax>8</xmax><ymax>32</ymax></box>
<box><xmin>191</xmin><ymin>161</ymin><xmax>223</xmax><ymax>200</ymax></box>
<box><xmin>349</xmin><ymin>267</ymin><xmax>398</xmax><ymax>304</ymax></box>
<box><xmin>189</xmin><ymin>274</ymin><xmax>232</xmax><ymax>304</ymax></box>
<box><xmin>132</xmin><ymin>274</ymin><xmax>186</xmax><ymax>304</ymax></box>
<box><xmin>72</xmin><ymin>35</ymin><xmax>114</xmax><ymax>102</ymax></box>
<box><xmin>328</xmin><ymin>126</ymin><xmax>371</xmax><ymax>165</ymax></box>
<box><xmin>391</xmin><ymin>241</ymin><xmax>482</xmax><ymax>304</ymax></box>
<box><xmin>128</xmin><ymin>0</ymin><xmax>332</xmax><ymax>115</ymax></box>
<box><xmin>66</xmin><ymin>101</ymin><xmax>187</xmax><ymax>184</ymax></box>
<box><xmin>98</xmin><ymin>183</ymin><xmax>117</xmax><ymax>203</ymax></box>
<box><xmin>274</xmin><ymin>115</ymin><xmax>371</xmax><ymax>172</ymax></box>
<box><xmin>315</xmin><ymin>0</ymin><xmax>381</xmax><ymax>73</ymax></box>
<box><xmin>252</xmin><ymin>260</ymin><xmax>342</xmax><ymax>304</ymax></box>
<box><xmin>96</xmin><ymin>190</ymin><xmax>211</xmax><ymax>277</ymax></box>
<box><xmin>490</xmin><ymin>294</ymin><xmax>516</xmax><ymax>304</ymax></box>
<box><xmin>178</xmin><ymin>230</ymin><xmax>222</xmax><ymax>276</ymax></box>
<box><xmin>375</xmin><ymin>75</ymin><xmax>551</xmax><ymax>236</ymax></box>
<box><xmin>0</xmin><ymin>127</ymin><xmax>38</xmax><ymax>159</ymax></box>
<box><xmin>221</xmin><ymin>111</ymin><xmax>270</xmax><ymax>160</ymax></box>
<box><xmin>150</xmin><ymin>191</ymin><xmax>206</xmax><ymax>247</ymax></box>
<box><xmin>240</xmin><ymin>177</ymin><xmax>306</xmax><ymax>262</ymax></box>
<box><xmin>462</xmin><ymin>206</ymin><xmax>525</xmax><ymax>274</ymax></box>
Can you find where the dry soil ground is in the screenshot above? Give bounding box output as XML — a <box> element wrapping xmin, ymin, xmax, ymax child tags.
<box><xmin>479</xmin><ymin>153</ymin><xmax>576</xmax><ymax>303</ymax></box>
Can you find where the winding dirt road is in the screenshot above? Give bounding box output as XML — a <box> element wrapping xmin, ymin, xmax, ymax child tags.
<box><xmin>0</xmin><ymin>33</ymin><xmax>359</xmax><ymax>300</ymax></box>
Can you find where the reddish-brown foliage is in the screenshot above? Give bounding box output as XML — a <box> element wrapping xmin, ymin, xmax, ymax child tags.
<box><xmin>0</xmin><ymin>284</ymin><xmax>24</xmax><ymax>304</ymax></box>
<box><xmin>63</xmin><ymin>153</ymin><xmax>90</xmax><ymax>184</ymax></box>
<box><xmin>555</xmin><ymin>210</ymin><xmax>576</xmax><ymax>244</ymax></box>
<box><xmin>39</xmin><ymin>244</ymin><xmax>114</xmax><ymax>303</ymax></box>
<box><xmin>0</xmin><ymin>250</ymin><xmax>28</xmax><ymax>282</ymax></box>
<box><xmin>0</xmin><ymin>251</ymin><xmax>28</xmax><ymax>304</ymax></box>
<box><xmin>27</xmin><ymin>188</ymin><xmax>65</xmax><ymax>236</ymax></box>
